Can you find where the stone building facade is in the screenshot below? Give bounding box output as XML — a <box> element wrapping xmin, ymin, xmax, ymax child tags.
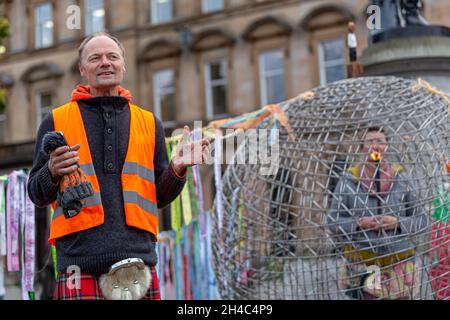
<box><xmin>0</xmin><ymin>0</ymin><xmax>449</xmax><ymax>300</ymax></box>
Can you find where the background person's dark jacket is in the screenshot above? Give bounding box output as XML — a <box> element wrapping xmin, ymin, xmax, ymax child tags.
<box><xmin>327</xmin><ymin>167</ymin><xmax>430</xmax><ymax>256</ymax></box>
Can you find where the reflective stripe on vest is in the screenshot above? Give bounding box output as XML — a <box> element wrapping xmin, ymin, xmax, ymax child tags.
<box><xmin>122</xmin><ymin>162</ymin><xmax>155</xmax><ymax>183</ymax></box>
<box><xmin>49</xmin><ymin>101</ymin><xmax>158</xmax><ymax>245</ymax></box>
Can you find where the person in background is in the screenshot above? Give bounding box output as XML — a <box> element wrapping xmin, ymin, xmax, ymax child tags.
<box><xmin>328</xmin><ymin>127</ymin><xmax>429</xmax><ymax>300</ymax></box>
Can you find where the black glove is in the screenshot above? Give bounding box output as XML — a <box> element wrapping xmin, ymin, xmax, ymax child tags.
<box><xmin>57</xmin><ymin>182</ymin><xmax>95</xmax><ymax>219</ymax></box>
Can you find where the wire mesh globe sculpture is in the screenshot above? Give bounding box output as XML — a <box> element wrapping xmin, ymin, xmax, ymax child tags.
<box><xmin>212</xmin><ymin>76</ymin><xmax>450</xmax><ymax>300</ymax></box>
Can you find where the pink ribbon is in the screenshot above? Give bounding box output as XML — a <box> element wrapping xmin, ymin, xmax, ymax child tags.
<box><xmin>21</xmin><ymin>173</ymin><xmax>35</xmax><ymax>299</ymax></box>
<box><xmin>5</xmin><ymin>171</ymin><xmax>35</xmax><ymax>299</ymax></box>
<box><xmin>6</xmin><ymin>171</ymin><xmax>20</xmax><ymax>272</ymax></box>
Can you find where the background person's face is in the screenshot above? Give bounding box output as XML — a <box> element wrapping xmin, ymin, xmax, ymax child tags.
<box><xmin>79</xmin><ymin>36</ymin><xmax>125</xmax><ymax>89</ymax></box>
<box><xmin>362</xmin><ymin>131</ymin><xmax>388</xmax><ymax>161</ymax></box>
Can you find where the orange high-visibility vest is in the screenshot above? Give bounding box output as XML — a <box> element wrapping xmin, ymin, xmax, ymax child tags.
<box><xmin>49</xmin><ymin>101</ymin><xmax>158</xmax><ymax>245</ymax></box>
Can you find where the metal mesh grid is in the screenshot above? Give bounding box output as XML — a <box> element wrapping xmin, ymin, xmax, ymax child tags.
<box><xmin>212</xmin><ymin>76</ymin><xmax>450</xmax><ymax>300</ymax></box>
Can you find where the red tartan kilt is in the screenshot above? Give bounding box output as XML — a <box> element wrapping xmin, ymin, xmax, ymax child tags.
<box><xmin>53</xmin><ymin>266</ymin><xmax>161</xmax><ymax>300</ymax></box>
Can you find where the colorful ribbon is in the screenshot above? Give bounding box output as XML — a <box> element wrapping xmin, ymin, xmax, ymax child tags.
<box><xmin>0</xmin><ymin>176</ymin><xmax>6</xmax><ymax>256</ymax></box>
<box><xmin>158</xmin><ymin>128</ymin><xmax>222</xmax><ymax>300</ymax></box>
<box><xmin>6</xmin><ymin>171</ymin><xmax>20</xmax><ymax>272</ymax></box>
<box><xmin>22</xmin><ymin>174</ymin><xmax>35</xmax><ymax>300</ymax></box>
<box><xmin>49</xmin><ymin>207</ymin><xmax>58</xmax><ymax>280</ymax></box>
<box><xmin>3</xmin><ymin>171</ymin><xmax>35</xmax><ymax>299</ymax></box>
<box><xmin>181</xmin><ymin>184</ymin><xmax>192</xmax><ymax>226</ymax></box>
<box><xmin>214</xmin><ymin>130</ymin><xmax>224</xmax><ymax>232</ymax></box>
<box><xmin>0</xmin><ymin>176</ymin><xmax>4</xmax><ymax>298</ymax></box>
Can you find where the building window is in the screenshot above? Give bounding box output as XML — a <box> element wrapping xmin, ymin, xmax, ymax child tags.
<box><xmin>202</xmin><ymin>0</ymin><xmax>224</xmax><ymax>13</ymax></box>
<box><xmin>153</xmin><ymin>69</ymin><xmax>176</xmax><ymax>123</ymax></box>
<box><xmin>204</xmin><ymin>60</ymin><xmax>228</xmax><ymax>119</ymax></box>
<box><xmin>85</xmin><ymin>0</ymin><xmax>105</xmax><ymax>35</ymax></box>
<box><xmin>259</xmin><ymin>49</ymin><xmax>285</xmax><ymax>106</ymax></box>
<box><xmin>36</xmin><ymin>91</ymin><xmax>53</xmax><ymax>129</ymax></box>
<box><xmin>318</xmin><ymin>38</ymin><xmax>346</xmax><ymax>85</ymax></box>
<box><xmin>35</xmin><ymin>2</ymin><xmax>54</xmax><ymax>49</ymax></box>
<box><xmin>0</xmin><ymin>109</ymin><xmax>5</xmax><ymax>143</ymax></box>
<box><xmin>151</xmin><ymin>0</ymin><xmax>173</xmax><ymax>25</ymax></box>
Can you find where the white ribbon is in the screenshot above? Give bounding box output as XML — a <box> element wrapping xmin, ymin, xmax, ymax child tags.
<box><xmin>214</xmin><ymin>130</ymin><xmax>224</xmax><ymax>231</ymax></box>
<box><xmin>21</xmin><ymin>173</ymin><xmax>35</xmax><ymax>300</ymax></box>
<box><xmin>6</xmin><ymin>171</ymin><xmax>20</xmax><ymax>272</ymax></box>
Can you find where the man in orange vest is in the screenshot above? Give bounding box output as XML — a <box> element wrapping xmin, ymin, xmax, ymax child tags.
<box><xmin>27</xmin><ymin>32</ymin><xmax>210</xmax><ymax>300</ymax></box>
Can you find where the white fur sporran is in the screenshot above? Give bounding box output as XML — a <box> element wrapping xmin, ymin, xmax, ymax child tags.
<box><xmin>99</xmin><ymin>259</ymin><xmax>152</xmax><ymax>300</ymax></box>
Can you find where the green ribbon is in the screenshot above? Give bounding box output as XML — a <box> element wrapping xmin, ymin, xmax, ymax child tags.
<box><xmin>434</xmin><ymin>184</ymin><xmax>450</xmax><ymax>223</ymax></box>
<box><xmin>167</xmin><ymin>141</ymin><xmax>182</xmax><ymax>244</ymax></box>
<box><xmin>49</xmin><ymin>207</ymin><xmax>58</xmax><ymax>280</ymax></box>
<box><xmin>187</xmin><ymin>167</ymin><xmax>198</xmax><ymax>220</ymax></box>
<box><xmin>181</xmin><ymin>183</ymin><xmax>192</xmax><ymax>226</ymax></box>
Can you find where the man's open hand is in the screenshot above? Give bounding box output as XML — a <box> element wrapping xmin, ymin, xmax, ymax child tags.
<box><xmin>171</xmin><ymin>126</ymin><xmax>211</xmax><ymax>176</ymax></box>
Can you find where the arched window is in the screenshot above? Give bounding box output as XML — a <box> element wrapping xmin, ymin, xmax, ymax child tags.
<box><xmin>300</xmin><ymin>4</ymin><xmax>356</xmax><ymax>86</ymax></box>
<box><xmin>139</xmin><ymin>39</ymin><xmax>181</xmax><ymax>128</ymax></box>
<box><xmin>21</xmin><ymin>62</ymin><xmax>63</xmax><ymax>132</ymax></box>
<box><xmin>191</xmin><ymin>28</ymin><xmax>235</xmax><ymax>120</ymax></box>
<box><xmin>242</xmin><ymin>15</ymin><xmax>293</xmax><ymax>107</ymax></box>
<box><xmin>0</xmin><ymin>73</ymin><xmax>13</xmax><ymax>144</ymax></box>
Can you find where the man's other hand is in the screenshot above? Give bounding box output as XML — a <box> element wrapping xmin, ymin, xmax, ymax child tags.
<box><xmin>171</xmin><ymin>126</ymin><xmax>211</xmax><ymax>177</ymax></box>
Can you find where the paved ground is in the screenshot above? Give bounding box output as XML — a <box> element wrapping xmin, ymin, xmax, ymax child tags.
<box><xmin>4</xmin><ymin>285</ymin><xmax>21</xmax><ymax>300</ymax></box>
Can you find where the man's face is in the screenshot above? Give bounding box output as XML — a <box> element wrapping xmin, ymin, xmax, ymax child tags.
<box><xmin>79</xmin><ymin>36</ymin><xmax>126</xmax><ymax>89</ymax></box>
<box><xmin>362</xmin><ymin>131</ymin><xmax>388</xmax><ymax>161</ymax></box>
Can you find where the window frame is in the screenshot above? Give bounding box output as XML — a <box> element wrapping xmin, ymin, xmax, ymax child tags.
<box><xmin>153</xmin><ymin>68</ymin><xmax>176</xmax><ymax>126</ymax></box>
<box><xmin>318</xmin><ymin>37</ymin><xmax>346</xmax><ymax>86</ymax></box>
<box><xmin>204</xmin><ymin>59</ymin><xmax>228</xmax><ymax>120</ymax></box>
<box><xmin>150</xmin><ymin>0</ymin><xmax>173</xmax><ymax>25</ymax></box>
<box><xmin>34</xmin><ymin>2</ymin><xmax>54</xmax><ymax>49</ymax></box>
<box><xmin>35</xmin><ymin>89</ymin><xmax>53</xmax><ymax>130</ymax></box>
<box><xmin>202</xmin><ymin>0</ymin><xmax>225</xmax><ymax>14</ymax></box>
<box><xmin>258</xmin><ymin>48</ymin><xmax>286</xmax><ymax>106</ymax></box>
<box><xmin>84</xmin><ymin>0</ymin><xmax>106</xmax><ymax>36</ymax></box>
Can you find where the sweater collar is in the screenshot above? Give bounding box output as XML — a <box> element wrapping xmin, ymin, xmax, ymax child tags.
<box><xmin>71</xmin><ymin>85</ymin><xmax>132</xmax><ymax>102</ymax></box>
